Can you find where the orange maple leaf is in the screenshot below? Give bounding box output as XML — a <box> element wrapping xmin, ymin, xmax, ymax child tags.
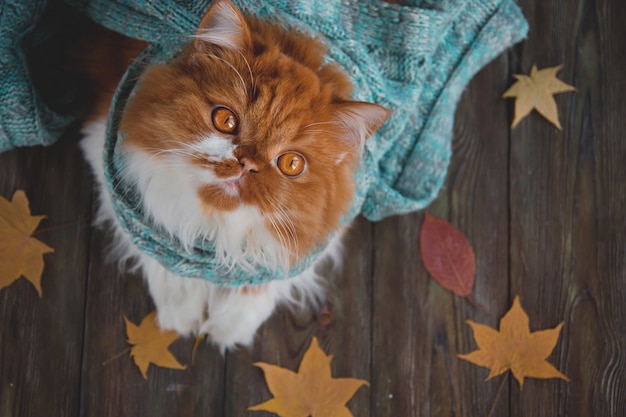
<box><xmin>458</xmin><ymin>296</ymin><xmax>569</xmax><ymax>388</ymax></box>
<box><xmin>249</xmin><ymin>337</ymin><xmax>369</xmax><ymax>417</ymax></box>
<box><xmin>0</xmin><ymin>190</ymin><xmax>54</xmax><ymax>297</ymax></box>
<box><xmin>124</xmin><ymin>311</ymin><xmax>186</xmax><ymax>379</ymax></box>
<box><xmin>502</xmin><ymin>64</ymin><xmax>575</xmax><ymax>130</ymax></box>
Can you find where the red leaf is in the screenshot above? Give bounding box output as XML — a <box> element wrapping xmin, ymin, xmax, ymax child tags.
<box><xmin>419</xmin><ymin>212</ymin><xmax>475</xmax><ymax>296</ymax></box>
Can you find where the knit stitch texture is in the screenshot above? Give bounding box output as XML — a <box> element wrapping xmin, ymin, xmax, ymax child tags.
<box><xmin>0</xmin><ymin>0</ymin><xmax>77</xmax><ymax>152</ymax></box>
<box><xmin>2</xmin><ymin>0</ymin><xmax>528</xmax><ymax>285</ymax></box>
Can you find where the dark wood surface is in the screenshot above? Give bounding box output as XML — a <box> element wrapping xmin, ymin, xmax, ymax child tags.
<box><xmin>1</xmin><ymin>0</ymin><xmax>625</xmax><ymax>416</ymax></box>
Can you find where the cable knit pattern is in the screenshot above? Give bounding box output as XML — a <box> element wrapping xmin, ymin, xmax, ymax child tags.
<box><xmin>2</xmin><ymin>0</ymin><xmax>528</xmax><ymax>285</ymax></box>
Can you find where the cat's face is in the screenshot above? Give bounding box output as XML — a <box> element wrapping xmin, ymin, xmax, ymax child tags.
<box><xmin>120</xmin><ymin>0</ymin><xmax>389</xmax><ymax>268</ymax></box>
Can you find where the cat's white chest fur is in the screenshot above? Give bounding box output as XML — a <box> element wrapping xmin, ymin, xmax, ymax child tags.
<box><xmin>81</xmin><ymin>119</ymin><xmax>339</xmax><ymax>350</ymax></box>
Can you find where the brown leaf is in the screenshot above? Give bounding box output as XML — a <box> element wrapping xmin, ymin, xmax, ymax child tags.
<box><xmin>419</xmin><ymin>212</ymin><xmax>475</xmax><ymax>296</ymax></box>
<box><xmin>458</xmin><ymin>296</ymin><xmax>569</xmax><ymax>388</ymax></box>
<box><xmin>0</xmin><ymin>190</ymin><xmax>54</xmax><ymax>297</ymax></box>
<box><xmin>249</xmin><ymin>337</ymin><xmax>368</xmax><ymax>417</ymax></box>
<box><xmin>502</xmin><ymin>64</ymin><xmax>575</xmax><ymax>130</ymax></box>
<box><xmin>124</xmin><ymin>311</ymin><xmax>186</xmax><ymax>379</ymax></box>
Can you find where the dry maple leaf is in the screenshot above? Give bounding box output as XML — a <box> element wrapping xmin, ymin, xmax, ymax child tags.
<box><xmin>502</xmin><ymin>64</ymin><xmax>575</xmax><ymax>130</ymax></box>
<box><xmin>124</xmin><ymin>311</ymin><xmax>186</xmax><ymax>379</ymax></box>
<box><xmin>0</xmin><ymin>190</ymin><xmax>54</xmax><ymax>297</ymax></box>
<box><xmin>458</xmin><ymin>296</ymin><xmax>569</xmax><ymax>388</ymax></box>
<box><xmin>249</xmin><ymin>337</ymin><xmax>368</xmax><ymax>417</ymax></box>
<box><xmin>420</xmin><ymin>212</ymin><xmax>475</xmax><ymax>297</ymax></box>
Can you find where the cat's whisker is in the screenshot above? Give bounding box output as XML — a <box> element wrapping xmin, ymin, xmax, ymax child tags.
<box><xmin>170</xmin><ymin>172</ymin><xmax>201</xmax><ymax>189</ymax></box>
<box><xmin>178</xmin><ymin>142</ymin><xmax>231</xmax><ymax>162</ymax></box>
<box><xmin>104</xmin><ymin>159</ymin><xmax>139</xmax><ymax>201</ymax></box>
<box><xmin>301</xmin><ymin>129</ymin><xmax>331</xmax><ymax>136</ymax></box>
<box><xmin>150</xmin><ymin>148</ymin><xmax>200</xmax><ymax>158</ymax></box>
<box><xmin>275</xmin><ymin>214</ymin><xmax>295</xmax><ymax>255</ymax></box>
<box><xmin>303</xmin><ymin>121</ymin><xmax>334</xmax><ymax>129</ymax></box>
<box><xmin>207</xmin><ymin>53</ymin><xmax>248</xmax><ymax>95</ymax></box>
<box><xmin>265</xmin><ymin>215</ymin><xmax>289</xmax><ymax>265</ymax></box>
<box><xmin>236</xmin><ymin>50</ymin><xmax>257</xmax><ymax>100</ymax></box>
<box><xmin>272</xmin><ymin>214</ymin><xmax>297</xmax><ymax>259</ymax></box>
<box><xmin>272</xmin><ymin>198</ymin><xmax>303</xmax><ymax>224</ymax></box>
<box><xmin>265</xmin><ymin>196</ymin><xmax>300</xmax><ymax>262</ymax></box>
<box><xmin>144</xmin><ymin>147</ymin><xmax>205</xmax><ymax>161</ymax></box>
<box><xmin>277</xmin><ymin>211</ymin><xmax>299</xmax><ymax>253</ymax></box>
<box><xmin>261</xmin><ymin>200</ymin><xmax>290</xmax><ymax>258</ymax></box>
<box><xmin>174</xmin><ymin>141</ymin><xmax>210</xmax><ymax>152</ymax></box>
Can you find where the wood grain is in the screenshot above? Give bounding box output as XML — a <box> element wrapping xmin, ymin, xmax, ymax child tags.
<box><xmin>510</xmin><ymin>1</ymin><xmax>626</xmax><ymax>416</ymax></box>
<box><xmin>0</xmin><ymin>135</ymin><xmax>91</xmax><ymax>417</ymax></box>
<box><xmin>78</xmin><ymin>229</ymin><xmax>226</xmax><ymax>417</ymax></box>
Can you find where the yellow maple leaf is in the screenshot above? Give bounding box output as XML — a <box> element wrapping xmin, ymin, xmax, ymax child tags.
<box><xmin>249</xmin><ymin>337</ymin><xmax>369</xmax><ymax>417</ymax></box>
<box><xmin>458</xmin><ymin>296</ymin><xmax>569</xmax><ymax>388</ymax></box>
<box><xmin>0</xmin><ymin>190</ymin><xmax>54</xmax><ymax>297</ymax></box>
<box><xmin>124</xmin><ymin>311</ymin><xmax>187</xmax><ymax>379</ymax></box>
<box><xmin>502</xmin><ymin>64</ymin><xmax>575</xmax><ymax>130</ymax></box>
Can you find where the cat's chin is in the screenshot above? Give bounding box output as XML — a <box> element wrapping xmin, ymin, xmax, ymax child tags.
<box><xmin>198</xmin><ymin>183</ymin><xmax>241</xmax><ymax>212</ymax></box>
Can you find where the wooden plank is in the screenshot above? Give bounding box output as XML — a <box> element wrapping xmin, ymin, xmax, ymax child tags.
<box><xmin>323</xmin><ymin>217</ymin><xmax>374</xmax><ymax>416</ymax></box>
<box><xmin>510</xmin><ymin>0</ymin><xmax>626</xmax><ymax>415</ymax></box>
<box><xmin>590</xmin><ymin>1</ymin><xmax>626</xmax><ymax>412</ymax></box>
<box><xmin>219</xmin><ymin>293</ymin><xmax>310</xmax><ymax>417</ymax></box>
<box><xmin>223</xmin><ymin>216</ymin><xmax>374</xmax><ymax>416</ymax></box>
<box><xmin>223</xmin><ymin>306</ymin><xmax>318</xmax><ymax>417</ymax></box>
<box><xmin>370</xmin><ymin>53</ymin><xmax>512</xmax><ymax>416</ymax></box>
<box><xmin>78</xmin><ymin>207</ymin><xmax>225</xmax><ymax>416</ymax></box>
<box><xmin>448</xmin><ymin>55</ymin><xmax>515</xmax><ymax>417</ymax></box>
<box><xmin>370</xmin><ymin>211</ymin><xmax>431</xmax><ymax>417</ymax></box>
<box><xmin>0</xmin><ymin>134</ymin><xmax>92</xmax><ymax>417</ymax></box>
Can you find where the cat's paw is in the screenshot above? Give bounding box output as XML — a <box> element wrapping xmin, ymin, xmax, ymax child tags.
<box><xmin>143</xmin><ymin>261</ymin><xmax>212</xmax><ymax>336</ymax></box>
<box><xmin>199</xmin><ymin>288</ymin><xmax>277</xmax><ymax>351</ymax></box>
<box><xmin>200</xmin><ymin>318</ymin><xmax>256</xmax><ymax>351</ymax></box>
<box><xmin>154</xmin><ymin>303</ymin><xmax>206</xmax><ymax>336</ymax></box>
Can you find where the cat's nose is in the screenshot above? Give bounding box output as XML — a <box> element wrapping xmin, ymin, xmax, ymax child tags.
<box><xmin>238</xmin><ymin>157</ymin><xmax>258</xmax><ymax>174</ymax></box>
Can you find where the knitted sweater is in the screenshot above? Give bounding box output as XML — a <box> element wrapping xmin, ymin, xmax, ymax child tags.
<box><xmin>1</xmin><ymin>0</ymin><xmax>528</xmax><ymax>285</ymax></box>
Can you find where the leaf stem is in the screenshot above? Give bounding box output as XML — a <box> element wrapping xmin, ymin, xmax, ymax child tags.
<box><xmin>102</xmin><ymin>347</ymin><xmax>132</xmax><ymax>366</ymax></box>
<box><xmin>487</xmin><ymin>374</ymin><xmax>508</xmax><ymax>417</ymax></box>
<box><xmin>465</xmin><ymin>295</ymin><xmax>488</xmax><ymax>312</ymax></box>
<box><xmin>192</xmin><ymin>335</ymin><xmax>207</xmax><ymax>364</ymax></box>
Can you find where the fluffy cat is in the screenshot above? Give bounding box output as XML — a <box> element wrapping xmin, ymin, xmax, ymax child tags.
<box><xmin>79</xmin><ymin>0</ymin><xmax>390</xmax><ymax>350</ymax></box>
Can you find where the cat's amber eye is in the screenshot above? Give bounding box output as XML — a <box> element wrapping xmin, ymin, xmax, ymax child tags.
<box><xmin>276</xmin><ymin>152</ymin><xmax>306</xmax><ymax>178</ymax></box>
<box><xmin>212</xmin><ymin>107</ymin><xmax>238</xmax><ymax>134</ymax></box>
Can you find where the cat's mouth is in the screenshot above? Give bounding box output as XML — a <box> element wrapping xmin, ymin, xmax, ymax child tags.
<box><xmin>221</xmin><ymin>179</ymin><xmax>240</xmax><ymax>195</ymax></box>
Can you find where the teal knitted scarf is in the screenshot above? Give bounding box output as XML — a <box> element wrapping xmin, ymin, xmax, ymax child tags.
<box><xmin>3</xmin><ymin>0</ymin><xmax>528</xmax><ymax>286</ymax></box>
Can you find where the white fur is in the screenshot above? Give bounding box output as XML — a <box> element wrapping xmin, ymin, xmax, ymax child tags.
<box><xmin>81</xmin><ymin>119</ymin><xmax>343</xmax><ymax>351</ymax></box>
<box><xmin>336</xmin><ymin>103</ymin><xmax>390</xmax><ymax>150</ymax></box>
<box><xmin>196</xmin><ymin>134</ymin><xmax>236</xmax><ymax>162</ymax></box>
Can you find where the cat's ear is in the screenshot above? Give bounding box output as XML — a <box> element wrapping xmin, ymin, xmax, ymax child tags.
<box><xmin>332</xmin><ymin>102</ymin><xmax>391</xmax><ymax>150</ymax></box>
<box><xmin>194</xmin><ymin>0</ymin><xmax>251</xmax><ymax>51</ymax></box>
